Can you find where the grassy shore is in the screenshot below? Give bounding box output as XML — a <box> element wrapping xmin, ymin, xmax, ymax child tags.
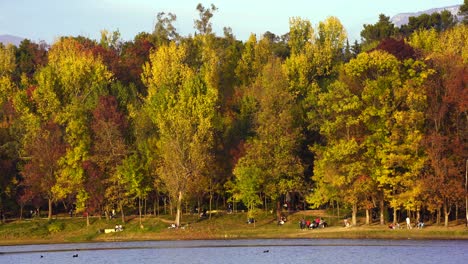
<box><xmin>1</xmin><ymin>210</ymin><xmax>467</xmax><ymax>246</ymax></box>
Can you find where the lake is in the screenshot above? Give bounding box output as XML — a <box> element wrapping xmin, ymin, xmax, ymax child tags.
<box><xmin>1</xmin><ymin>239</ymin><xmax>467</xmax><ymax>264</ymax></box>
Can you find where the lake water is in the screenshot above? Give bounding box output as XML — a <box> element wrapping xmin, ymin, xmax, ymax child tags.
<box><xmin>1</xmin><ymin>239</ymin><xmax>467</xmax><ymax>264</ymax></box>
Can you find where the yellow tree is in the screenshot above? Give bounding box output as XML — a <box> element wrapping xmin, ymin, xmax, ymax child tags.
<box><xmin>26</xmin><ymin>38</ymin><xmax>112</xmax><ymax>221</ymax></box>
<box><xmin>142</xmin><ymin>42</ymin><xmax>218</xmax><ymax>227</ymax></box>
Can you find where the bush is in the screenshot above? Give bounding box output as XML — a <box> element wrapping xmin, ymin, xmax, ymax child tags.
<box><xmin>48</xmin><ymin>221</ymin><xmax>64</xmax><ymax>233</ymax></box>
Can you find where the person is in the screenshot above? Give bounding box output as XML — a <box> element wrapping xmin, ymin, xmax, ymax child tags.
<box><xmin>406</xmin><ymin>217</ymin><xmax>412</xmax><ymax>229</ymax></box>
<box><xmin>417</xmin><ymin>220</ymin><xmax>424</xmax><ymax>229</ymax></box>
<box><xmin>344</xmin><ymin>218</ymin><xmax>350</xmax><ymax>227</ymax></box>
<box><xmin>299</xmin><ymin>218</ymin><xmax>305</xmax><ymax>229</ymax></box>
<box><xmin>313</xmin><ymin>217</ymin><xmax>320</xmax><ymax>228</ymax></box>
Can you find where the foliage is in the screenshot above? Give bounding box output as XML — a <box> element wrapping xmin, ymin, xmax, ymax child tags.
<box><xmin>0</xmin><ymin>5</ymin><xmax>466</xmax><ymax>228</ymax></box>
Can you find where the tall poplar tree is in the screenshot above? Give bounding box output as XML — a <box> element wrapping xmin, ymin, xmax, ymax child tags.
<box><xmin>142</xmin><ymin>42</ymin><xmax>217</xmax><ymax>227</ymax></box>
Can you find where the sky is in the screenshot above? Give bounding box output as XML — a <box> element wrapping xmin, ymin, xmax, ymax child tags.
<box><xmin>0</xmin><ymin>0</ymin><xmax>463</xmax><ymax>44</ymax></box>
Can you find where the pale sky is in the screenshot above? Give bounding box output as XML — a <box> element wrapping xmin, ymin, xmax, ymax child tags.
<box><xmin>0</xmin><ymin>0</ymin><xmax>463</xmax><ymax>44</ymax></box>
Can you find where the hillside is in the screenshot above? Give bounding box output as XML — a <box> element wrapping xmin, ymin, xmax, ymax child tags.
<box><xmin>0</xmin><ymin>34</ymin><xmax>24</xmax><ymax>46</ymax></box>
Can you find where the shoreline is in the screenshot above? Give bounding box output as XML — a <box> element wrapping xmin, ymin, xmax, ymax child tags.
<box><xmin>1</xmin><ymin>212</ymin><xmax>467</xmax><ymax>246</ymax></box>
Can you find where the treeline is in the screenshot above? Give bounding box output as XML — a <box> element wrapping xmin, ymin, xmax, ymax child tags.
<box><xmin>0</xmin><ymin>3</ymin><xmax>467</xmax><ymax>227</ymax></box>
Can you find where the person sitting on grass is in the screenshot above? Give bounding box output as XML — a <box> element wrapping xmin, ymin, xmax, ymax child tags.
<box><xmin>417</xmin><ymin>221</ymin><xmax>424</xmax><ymax>229</ymax></box>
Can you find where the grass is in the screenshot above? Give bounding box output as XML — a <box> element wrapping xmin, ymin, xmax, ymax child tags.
<box><xmin>1</xmin><ymin>210</ymin><xmax>467</xmax><ymax>245</ymax></box>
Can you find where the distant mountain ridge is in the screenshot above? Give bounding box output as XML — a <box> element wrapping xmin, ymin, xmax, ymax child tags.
<box><xmin>0</xmin><ymin>34</ymin><xmax>24</xmax><ymax>46</ymax></box>
<box><xmin>391</xmin><ymin>5</ymin><xmax>462</xmax><ymax>27</ymax></box>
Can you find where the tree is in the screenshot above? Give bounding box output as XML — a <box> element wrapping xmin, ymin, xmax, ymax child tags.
<box><xmin>308</xmin><ymin>81</ymin><xmax>366</xmax><ymax>225</ymax></box>
<box><xmin>0</xmin><ymin>44</ymin><xmax>21</xmax><ymax>221</ymax></box>
<box><xmin>374</xmin><ymin>38</ymin><xmax>416</xmax><ymax>61</ymax></box>
<box><xmin>345</xmin><ymin>51</ymin><xmax>429</xmax><ymax>224</ymax></box>
<box><xmin>360</xmin><ymin>14</ymin><xmax>397</xmax><ymax>47</ymax></box>
<box><xmin>14</xmin><ymin>39</ymin><xmax>48</xmax><ymax>82</ymax></box>
<box><xmin>194</xmin><ymin>3</ymin><xmax>218</xmax><ymax>35</ymax></box>
<box><xmin>460</xmin><ymin>0</ymin><xmax>468</xmax><ymax>25</ymax></box>
<box><xmin>21</xmin><ymin>121</ymin><xmax>66</xmax><ymax>220</ymax></box>
<box><xmin>29</xmin><ymin>38</ymin><xmax>112</xmax><ymax>222</ymax></box>
<box><xmin>142</xmin><ymin>42</ymin><xmax>218</xmax><ymax>227</ymax></box>
<box><xmin>229</xmin><ymin>164</ymin><xmax>262</xmax><ymax>223</ymax></box>
<box><xmin>88</xmin><ymin>95</ymin><xmax>128</xmax><ymax>223</ymax></box>
<box><xmin>401</xmin><ymin>10</ymin><xmax>457</xmax><ymax>36</ymax></box>
<box><xmin>153</xmin><ymin>12</ymin><xmax>179</xmax><ymax>46</ymax></box>
<box><xmin>233</xmin><ymin>59</ymin><xmax>304</xmax><ymax>220</ymax></box>
<box><xmin>422</xmin><ymin>52</ymin><xmax>467</xmax><ymax>227</ymax></box>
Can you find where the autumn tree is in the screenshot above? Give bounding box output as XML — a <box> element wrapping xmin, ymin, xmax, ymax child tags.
<box><xmin>21</xmin><ymin>121</ymin><xmax>66</xmax><ymax>220</ymax></box>
<box><xmin>27</xmin><ymin>38</ymin><xmax>112</xmax><ymax>222</ymax></box>
<box><xmin>308</xmin><ymin>80</ymin><xmax>367</xmax><ymax>225</ymax></box>
<box><xmin>421</xmin><ymin>51</ymin><xmax>467</xmax><ymax>227</ymax></box>
<box><xmin>0</xmin><ymin>44</ymin><xmax>20</xmax><ymax>220</ymax></box>
<box><xmin>142</xmin><ymin>42</ymin><xmax>218</xmax><ymax>227</ymax></box>
<box><xmin>87</xmin><ymin>95</ymin><xmax>128</xmax><ymax>223</ymax></box>
<box><xmin>232</xmin><ymin>59</ymin><xmax>304</xmax><ymax>220</ymax></box>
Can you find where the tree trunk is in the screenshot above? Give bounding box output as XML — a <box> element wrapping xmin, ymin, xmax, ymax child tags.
<box><xmin>337</xmin><ymin>201</ymin><xmax>340</xmax><ymax>220</ymax></box>
<box><xmin>139</xmin><ymin>197</ymin><xmax>143</xmax><ymax>228</ymax></box>
<box><xmin>351</xmin><ymin>203</ymin><xmax>357</xmax><ymax>226</ymax></box>
<box><xmin>365</xmin><ymin>208</ymin><xmax>370</xmax><ymax>225</ymax></box>
<box><xmin>86</xmin><ymin>212</ymin><xmax>90</xmax><ymax>227</ymax></box>
<box><xmin>380</xmin><ymin>199</ymin><xmax>385</xmax><ymax>225</ymax></box>
<box><xmin>19</xmin><ymin>205</ymin><xmax>24</xmax><ymax>221</ymax></box>
<box><xmin>48</xmin><ymin>198</ymin><xmax>53</xmax><ymax>220</ymax></box>
<box><xmin>119</xmin><ymin>202</ymin><xmax>125</xmax><ymax>224</ymax></box>
<box><xmin>416</xmin><ymin>207</ymin><xmax>421</xmax><ymax>224</ymax></box>
<box><xmin>393</xmin><ymin>207</ymin><xmax>397</xmax><ymax>224</ymax></box>
<box><xmin>443</xmin><ymin>202</ymin><xmax>450</xmax><ymax>227</ymax></box>
<box><xmin>437</xmin><ymin>207</ymin><xmax>441</xmax><ymax>225</ymax></box>
<box><xmin>209</xmin><ymin>189</ymin><xmax>213</xmax><ymax>220</ymax></box>
<box><xmin>455</xmin><ymin>203</ymin><xmax>459</xmax><ymax>225</ymax></box>
<box><xmin>175</xmin><ymin>191</ymin><xmax>183</xmax><ymax>227</ymax></box>
<box><xmin>153</xmin><ymin>196</ymin><xmax>159</xmax><ymax>216</ymax></box>
<box><xmin>276</xmin><ymin>200</ymin><xmax>281</xmax><ymax>222</ymax></box>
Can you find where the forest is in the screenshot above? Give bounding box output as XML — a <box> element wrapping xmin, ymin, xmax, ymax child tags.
<box><xmin>0</xmin><ymin>3</ymin><xmax>467</xmax><ymax>228</ymax></box>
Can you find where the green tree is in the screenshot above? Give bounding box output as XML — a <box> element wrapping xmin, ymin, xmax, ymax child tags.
<box><xmin>360</xmin><ymin>14</ymin><xmax>397</xmax><ymax>47</ymax></box>
<box><xmin>194</xmin><ymin>3</ymin><xmax>218</xmax><ymax>35</ymax></box>
<box><xmin>153</xmin><ymin>12</ymin><xmax>179</xmax><ymax>46</ymax></box>
<box><xmin>460</xmin><ymin>0</ymin><xmax>468</xmax><ymax>25</ymax></box>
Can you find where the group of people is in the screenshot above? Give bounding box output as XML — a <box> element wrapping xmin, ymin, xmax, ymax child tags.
<box><xmin>388</xmin><ymin>217</ymin><xmax>424</xmax><ymax>229</ymax></box>
<box><xmin>406</xmin><ymin>217</ymin><xmax>425</xmax><ymax>229</ymax></box>
<box><xmin>278</xmin><ymin>216</ymin><xmax>287</xmax><ymax>225</ymax></box>
<box><xmin>299</xmin><ymin>217</ymin><xmax>327</xmax><ymax>229</ymax></box>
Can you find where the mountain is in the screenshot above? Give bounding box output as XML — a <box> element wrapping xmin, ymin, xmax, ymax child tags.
<box><xmin>391</xmin><ymin>5</ymin><xmax>462</xmax><ymax>27</ymax></box>
<box><xmin>0</xmin><ymin>34</ymin><xmax>24</xmax><ymax>46</ymax></box>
